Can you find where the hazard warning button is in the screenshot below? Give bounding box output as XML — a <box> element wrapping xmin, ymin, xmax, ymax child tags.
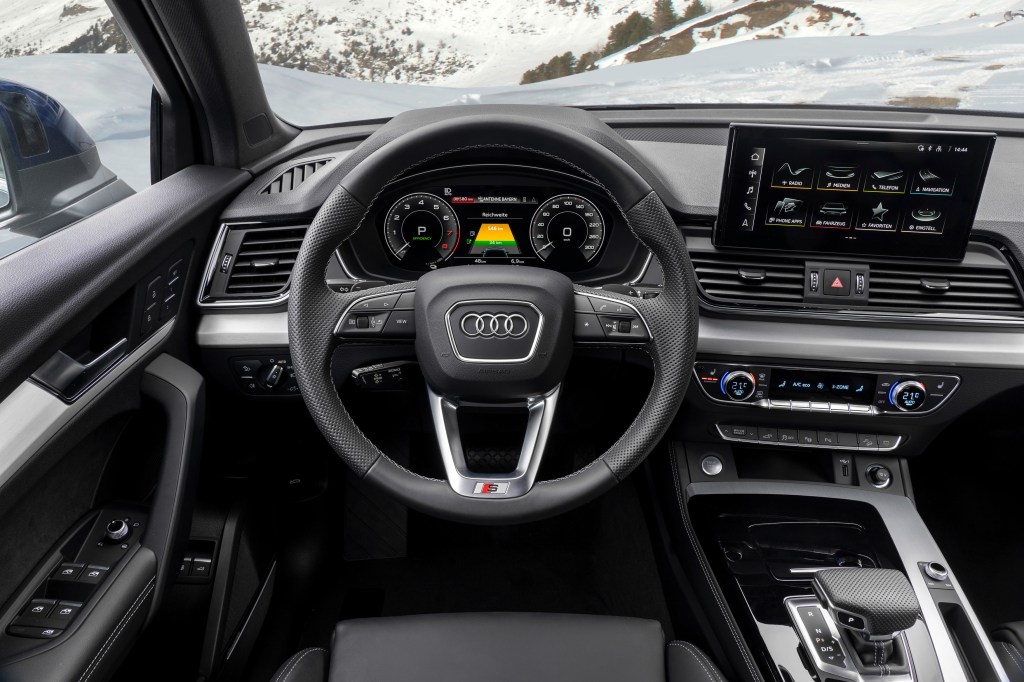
<box><xmin>823</xmin><ymin>269</ymin><xmax>852</xmax><ymax>296</ymax></box>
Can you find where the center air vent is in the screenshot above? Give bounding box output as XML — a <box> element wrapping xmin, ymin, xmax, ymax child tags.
<box><xmin>200</xmin><ymin>224</ymin><xmax>308</xmax><ymax>304</ymax></box>
<box><xmin>260</xmin><ymin>159</ymin><xmax>329</xmax><ymax>194</ymax></box>
<box><xmin>691</xmin><ymin>251</ymin><xmax>805</xmax><ymax>303</ymax></box>
<box><xmin>869</xmin><ymin>263</ymin><xmax>1024</xmax><ymax>312</ymax></box>
<box><xmin>689</xmin><ymin>239</ymin><xmax>1024</xmax><ymax>317</ymax></box>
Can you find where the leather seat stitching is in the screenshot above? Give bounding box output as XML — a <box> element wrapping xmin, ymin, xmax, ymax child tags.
<box><xmin>78</xmin><ymin>578</ymin><xmax>155</xmax><ymax>682</ymax></box>
<box><xmin>668</xmin><ymin>641</ymin><xmax>725</xmax><ymax>682</ymax></box>
<box><xmin>1001</xmin><ymin>641</ymin><xmax>1024</xmax><ymax>676</ymax></box>
<box><xmin>670</xmin><ymin>446</ymin><xmax>761</xmax><ymax>681</ymax></box>
<box><xmin>275</xmin><ymin>647</ymin><xmax>327</xmax><ymax>682</ymax></box>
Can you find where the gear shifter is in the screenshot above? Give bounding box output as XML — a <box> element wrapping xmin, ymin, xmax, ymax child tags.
<box><xmin>812</xmin><ymin>568</ymin><xmax>921</xmax><ymax>676</ymax></box>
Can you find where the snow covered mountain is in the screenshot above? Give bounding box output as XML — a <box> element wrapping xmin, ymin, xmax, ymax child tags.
<box><xmin>7</xmin><ymin>0</ymin><xmax>1018</xmax><ymax>89</ymax></box>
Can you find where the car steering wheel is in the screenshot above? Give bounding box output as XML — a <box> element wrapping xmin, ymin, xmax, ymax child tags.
<box><xmin>289</xmin><ymin>114</ymin><xmax>698</xmax><ymax>524</ymax></box>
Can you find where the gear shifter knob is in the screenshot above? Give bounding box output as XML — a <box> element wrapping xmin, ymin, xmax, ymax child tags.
<box><xmin>812</xmin><ymin>568</ymin><xmax>921</xmax><ymax>641</ymax></box>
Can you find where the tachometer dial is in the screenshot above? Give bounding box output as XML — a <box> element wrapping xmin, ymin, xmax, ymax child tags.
<box><xmin>383</xmin><ymin>193</ymin><xmax>460</xmax><ymax>267</ymax></box>
<box><xmin>529</xmin><ymin>194</ymin><xmax>605</xmax><ymax>267</ymax></box>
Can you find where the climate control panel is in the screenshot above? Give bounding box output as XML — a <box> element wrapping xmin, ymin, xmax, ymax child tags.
<box><xmin>693</xmin><ymin>362</ymin><xmax>959</xmax><ymax>415</ymax></box>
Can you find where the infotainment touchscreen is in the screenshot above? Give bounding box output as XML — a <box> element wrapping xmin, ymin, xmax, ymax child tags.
<box><xmin>714</xmin><ymin>125</ymin><xmax>995</xmax><ymax>260</ymax></box>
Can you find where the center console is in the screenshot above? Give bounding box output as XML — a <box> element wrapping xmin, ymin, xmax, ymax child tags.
<box><xmin>674</xmin><ymin>468</ymin><xmax>1009</xmax><ymax>682</ymax></box>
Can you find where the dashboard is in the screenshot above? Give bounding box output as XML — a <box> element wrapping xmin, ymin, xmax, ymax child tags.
<box><xmin>341</xmin><ymin>164</ymin><xmax>647</xmax><ymax>284</ymax></box>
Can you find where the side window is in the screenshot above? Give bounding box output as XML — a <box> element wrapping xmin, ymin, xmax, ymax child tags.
<box><xmin>0</xmin><ymin>5</ymin><xmax>151</xmax><ymax>259</ymax></box>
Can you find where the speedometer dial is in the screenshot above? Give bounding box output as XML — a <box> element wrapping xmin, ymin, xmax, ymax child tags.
<box><xmin>529</xmin><ymin>194</ymin><xmax>605</xmax><ymax>267</ymax></box>
<box><xmin>383</xmin><ymin>193</ymin><xmax>460</xmax><ymax>268</ymax></box>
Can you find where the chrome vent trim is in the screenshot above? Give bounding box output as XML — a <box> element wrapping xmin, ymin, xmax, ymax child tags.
<box><xmin>689</xmin><ymin>238</ymin><xmax>1024</xmax><ymax>322</ymax></box>
<box><xmin>692</xmin><ymin>251</ymin><xmax>805</xmax><ymax>304</ymax></box>
<box><xmin>198</xmin><ymin>223</ymin><xmax>309</xmax><ymax>309</ymax></box>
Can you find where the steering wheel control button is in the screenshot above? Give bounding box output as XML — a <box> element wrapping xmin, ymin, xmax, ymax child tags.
<box><xmin>396</xmin><ymin>291</ymin><xmax>416</xmax><ymax>309</ymax></box>
<box><xmin>352</xmin><ymin>293</ymin><xmax>402</xmax><ymax>312</ymax></box>
<box><xmin>700</xmin><ymin>455</ymin><xmax>724</xmax><ymax>477</ymax></box>
<box><xmin>573</xmin><ymin>294</ymin><xmax>595</xmax><ymax>312</ymax></box>
<box><xmin>598</xmin><ymin>315</ymin><xmax>646</xmax><ymax>341</ymax></box>
<box><xmin>338</xmin><ymin>312</ymin><xmax>390</xmax><ymax>337</ymax></box>
<box><xmin>574</xmin><ymin>313</ymin><xmax>604</xmax><ymax>340</ymax></box>
<box><xmin>721</xmin><ymin>370</ymin><xmax>757</xmax><ymax>401</ymax></box>
<box><xmin>866</xmin><ymin>464</ymin><xmax>893</xmax><ymax>488</ymax></box>
<box><xmin>382</xmin><ymin>311</ymin><xmax>416</xmax><ymax>338</ymax></box>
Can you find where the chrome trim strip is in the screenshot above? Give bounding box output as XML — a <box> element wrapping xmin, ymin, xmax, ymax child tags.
<box><xmin>784</xmin><ymin>596</ymin><xmax>914</xmax><ymax>682</ymax></box>
<box><xmin>444</xmin><ymin>299</ymin><xmax>544</xmax><ymax>364</ymax></box>
<box><xmin>714</xmin><ymin>425</ymin><xmax>902</xmax><ymax>452</ymax></box>
<box><xmin>427</xmin><ymin>385</ymin><xmax>559</xmax><ymax>499</ymax></box>
<box><xmin>197</xmin><ymin>222</ymin><xmax>304</xmax><ymax>310</ymax></box>
<box><xmin>196</xmin><ymin>312</ymin><xmax>288</xmax><ymax>347</ymax></box>
<box><xmin>697</xmin><ymin>315</ymin><xmax>1024</xmax><ymax>368</ymax></box>
<box><xmin>0</xmin><ymin>321</ymin><xmax>174</xmax><ymax>491</ymax></box>
<box><xmin>197</xmin><ymin>308</ymin><xmax>1024</xmax><ymax>365</ymax></box>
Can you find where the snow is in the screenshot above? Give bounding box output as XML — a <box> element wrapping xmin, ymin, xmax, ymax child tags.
<box><xmin>1</xmin><ymin>1</ymin><xmax>1023</xmax><ymax>192</ymax></box>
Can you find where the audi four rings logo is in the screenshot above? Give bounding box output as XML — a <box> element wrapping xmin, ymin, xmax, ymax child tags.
<box><xmin>460</xmin><ymin>312</ymin><xmax>530</xmax><ymax>339</ymax></box>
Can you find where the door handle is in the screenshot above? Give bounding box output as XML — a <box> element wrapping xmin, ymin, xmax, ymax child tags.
<box><xmin>32</xmin><ymin>338</ymin><xmax>129</xmax><ymax>401</ymax></box>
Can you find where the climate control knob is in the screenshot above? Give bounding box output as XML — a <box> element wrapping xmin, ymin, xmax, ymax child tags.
<box><xmin>889</xmin><ymin>380</ymin><xmax>927</xmax><ymax>412</ymax></box>
<box><xmin>721</xmin><ymin>370</ymin><xmax>757</xmax><ymax>402</ymax></box>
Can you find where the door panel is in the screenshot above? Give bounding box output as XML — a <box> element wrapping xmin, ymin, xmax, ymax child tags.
<box><xmin>0</xmin><ymin>165</ymin><xmax>246</xmax><ymax>680</ymax></box>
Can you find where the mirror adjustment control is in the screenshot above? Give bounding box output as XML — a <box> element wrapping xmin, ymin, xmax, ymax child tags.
<box><xmin>105</xmin><ymin>518</ymin><xmax>130</xmax><ymax>542</ymax></box>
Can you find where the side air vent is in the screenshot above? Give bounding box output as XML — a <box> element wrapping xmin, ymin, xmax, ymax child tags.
<box><xmin>200</xmin><ymin>224</ymin><xmax>308</xmax><ymax>304</ymax></box>
<box><xmin>868</xmin><ymin>263</ymin><xmax>1024</xmax><ymax>312</ymax></box>
<box><xmin>260</xmin><ymin>159</ymin><xmax>329</xmax><ymax>194</ymax></box>
<box><xmin>691</xmin><ymin>251</ymin><xmax>805</xmax><ymax>304</ymax></box>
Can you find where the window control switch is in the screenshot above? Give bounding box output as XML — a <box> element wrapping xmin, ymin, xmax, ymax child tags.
<box><xmin>51</xmin><ymin>563</ymin><xmax>85</xmax><ymax>582</ymax></box>
<box><xmin>13</xmin><ymin>599</ymin><xmax>57</xmax><ymax>628</ymax></box>
<box><xmin>77</xmin><ymin>565</ymin><xmax>110</xmax><ymax>585</ymax></box>
<box><xmin>47</xmin><ymin>601</ymin><xmax>83</xmax><ymax>627</ymax></box>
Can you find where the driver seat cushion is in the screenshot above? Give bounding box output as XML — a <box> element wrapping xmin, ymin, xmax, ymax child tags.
<box><xmin>992</xmin><ymin>622</ymin><xmax>1024</xmax><ymax>681</ymax></box>
<box><xmin>271</xmin><ymin>612</ymin><xmax>729</xmax><ymax>682</ymax></box>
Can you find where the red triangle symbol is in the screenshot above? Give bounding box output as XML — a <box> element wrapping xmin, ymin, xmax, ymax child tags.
<box><xmin>830</xmin><ymin>277</ymin><xmax>844</xmax><ymax>289</ymax></box>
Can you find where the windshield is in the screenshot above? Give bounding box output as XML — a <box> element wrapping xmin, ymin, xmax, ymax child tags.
<box><xmin>246</xmin><ymin>0</ymin><xmax>1024</xmax><ymax>125</ymax></box>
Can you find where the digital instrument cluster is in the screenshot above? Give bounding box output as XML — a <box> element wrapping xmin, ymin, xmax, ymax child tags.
<box><xmin>380</xmin><ymin>185</ymin><xmax>606</xmax><ymax>271</ymax></box>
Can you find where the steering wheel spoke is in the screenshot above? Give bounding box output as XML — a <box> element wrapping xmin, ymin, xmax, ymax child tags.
<box><xmin>428</xmin><ymin>385</ymin><xmax>560</xmax><ymax>499</ymax></box>
<box><xmin>334</xmin><ymin>286</ymin><xmax>417</xmax><ymax>341</ymax></box>
<box><xmin>571</xmin><ymin>285</ymin><xmax>652</xmax><ymax>347</ymax></box>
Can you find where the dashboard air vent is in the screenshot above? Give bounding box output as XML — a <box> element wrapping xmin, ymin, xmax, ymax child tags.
<box><xmin>260</xmin><ymin>159</ymin><xmax>328</xmax><ymax>194</ymax></box>
<box><xmin>200</xmin><ymin>223</ymin><xmax>310</xmax><ymax>305</ymax></box>
<box><xmin>226</xmin><ymin>226</ymin><xmax>307</xmax><ymax>296</ymax></box>
<box><xmin>691</xmin><ymin>251</ymin><xmax>805</xmax><ymax>304</ymax></box>
<box><xmin>868</xmin><ymin>263</ymin><xmax>1024</xmax><ymax>312</ymax></box>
